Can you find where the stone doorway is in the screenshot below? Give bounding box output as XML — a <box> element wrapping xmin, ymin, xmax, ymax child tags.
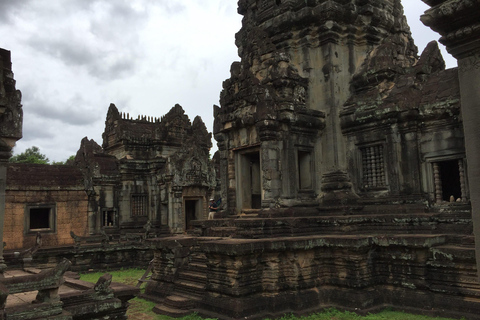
<box><xmin>236</xmin><ymin>150</ymin><xmax>262</xmax><ymax>211</ymax></box>
<box><xmin>184</xmin><ymin>199</ymin><xmax>201</xmax><ymax>230</ymax></box>
<box><xmin>433</xmin><ymin>159</ymin><xmax>467</xmax><ymax>203</ymax></box>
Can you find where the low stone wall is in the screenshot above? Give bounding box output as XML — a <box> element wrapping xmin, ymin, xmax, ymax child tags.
<box><xmin>5</xmin><ymin>242</ymin><xmax>154</xmax><ymax>272</ymax></box>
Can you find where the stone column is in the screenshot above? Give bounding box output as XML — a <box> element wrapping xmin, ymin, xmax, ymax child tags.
<box><xmin>0</xmin><ymin>162</ymin><xmax>7</xmax><ymax>274</ymax></box>
<box><xmin>421</xmin><ymin>0</ymin><xmax>480</xmax><ymax>277</ymax></box>
<box><xmin>0</xmin><ymin>48</ymin><xmax>23</xmax><ymax>275</ymax></box>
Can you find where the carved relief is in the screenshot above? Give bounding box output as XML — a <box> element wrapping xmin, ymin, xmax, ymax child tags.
<box><xmin>459</xmin><ymin>51</ymin><xmax>480</xmax><ymax>72</ymax></box>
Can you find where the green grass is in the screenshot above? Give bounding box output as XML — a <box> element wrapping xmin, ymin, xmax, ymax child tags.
<box><xmin>79</xmin><ymin>269</ymin><xmax>461</xmax><ymax>320</ymax></box>
<box><xmin>80</xmin><ymin>267</ymin><xmax>146</xmax><ymax>288</ymax></box>
<box><xmin>267</xmin><ymin>309</ymin><xmax>462</xmax><ymax>320</ymax></box>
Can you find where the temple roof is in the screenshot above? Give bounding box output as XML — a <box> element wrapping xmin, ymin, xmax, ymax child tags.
<box><xmin>7</xmin><ymin>163</ymin><xmax>84</xmax><ymax>189</ymax></box>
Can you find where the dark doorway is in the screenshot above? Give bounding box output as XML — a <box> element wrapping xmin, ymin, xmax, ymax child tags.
<box><xmin>439</xmin><ymin>160</ymin><xmax>461</xmax><ymax>201</ymax></box>
<box><xmin>185</xmin><ymin>200</ymin><xmax>198</xmax><ymax>230</ymax></box>
<box><xmin>237</xmin><ymin>149</ymin><xmax>262</xmax><ymax>211</ymax></box>
<box><xmin>249</xmin><ymin>152</ymin><xmax>261</xmax><ymax>209</ymax></box>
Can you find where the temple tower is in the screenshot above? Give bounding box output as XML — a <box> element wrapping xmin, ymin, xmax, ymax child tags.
<box><xmin>0</xmin><ymin>48</ymin><xmax>22</xmax><ymax>272</ymax></box>
<box><xmin>214</xmin><ymin>0</ymin><xmax>416</xmax><ymax>213</ymax></box>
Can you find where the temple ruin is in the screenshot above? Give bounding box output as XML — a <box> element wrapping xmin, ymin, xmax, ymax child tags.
<box><xmin>74</xmin><ymin>103</ymin><xmax>217</xmax><ymax>238</ymax></box>
<box><xmin>144</xmin><ymin>1</ymin><xmax>480</xmax><ymax>319</ymax></box>
<box><xmin>0</xmin><ymin>48</ymin><xmax>140</xmax><ymax>320</ymax></box>
<box><xmin>1</xmin><ymin>0</ymin><xmax>480</xmax><ymax>319</ymax></box>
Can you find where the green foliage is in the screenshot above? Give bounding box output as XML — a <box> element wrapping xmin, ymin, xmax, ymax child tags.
<box><xmin>79</xmin><ymin>269</ymin><xmax>460</xmax><ymax>320</ymax></box>
<box><xmin>51</xmin><ymin>155</ymin><xmax>75</xmax><ymax>165</ymax></box>
<box><xmin>10</xmin><ymin>146</ymin><xmax>49</xmax><ymax>164</ymax></box>
<box><xmin>10</xmin><ymin>147</ymin><xmax>75</xmax><ymax>165</ymax></box>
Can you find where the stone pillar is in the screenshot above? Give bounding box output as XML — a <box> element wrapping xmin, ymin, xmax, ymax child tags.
<box><xmin>260</xmin><ymin>140</ymin><xmax>282</xmax><ymax>208</ymax></box>
<box><xmin>0</xmin><ymin>48</ymin><xmax>23</xmax><ymax>275</ymax></box>
<box><xmin>421</xmin><ymin>0</ymin><xmax>480</xmax><ymax>278</ymax></box>
<box><xmin>0</xmin><ymin>163</ymin><xmax>7</xmax><ymax>274</ymax></box>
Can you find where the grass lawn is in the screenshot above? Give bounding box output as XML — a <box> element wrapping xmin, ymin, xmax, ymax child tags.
<box><xmin>79</xmin><ymin>269</ymin><xmax>461</xmax><ymax>320</ymax></box>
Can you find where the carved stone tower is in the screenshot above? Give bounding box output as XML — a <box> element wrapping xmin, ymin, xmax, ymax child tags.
<box><xmin>0</xmin><ymin>48</ymin><xmax>22</xmax><ymax>272</ymax></box>
<box><xmin>214</xmin><ymin>0</ymin><xmax>416</xmax><ymax>213</ymax></box>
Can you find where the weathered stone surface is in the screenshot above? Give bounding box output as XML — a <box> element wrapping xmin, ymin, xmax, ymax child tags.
<box><xmin>147</xmin><ymin>1</ymin><xmax>479</xmax><ymax>319</ymax></box>
<box><xmin>74</xmin><ymin>103</ymin><xmax>216</xmax><ymax>237</ymax></box>
<box><xmin>421</xmin><ymin>0</ymin><xmax>480</xmax><ymax>279</ymax></box>
<box><xmin>5</xmin><ymin>164</ymin><xmax>88</xmax><ymax>249</ymax></box>
<box><xmin>0</xmin><ymin>49</ymin><xmax>22</xmax><ymax>161</ymax></box>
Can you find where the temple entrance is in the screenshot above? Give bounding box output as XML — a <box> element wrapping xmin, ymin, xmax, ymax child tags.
<box><xmin>236</xmin><ymin>149</ymin><xmax>262</xmax><ymax>211</ymax></box>
<box><xmin>433</xmin><ymin>159</ymin><xmax>466</xmax><ymax>203</ymax></box>
<box><xmin>439</xmin><ymin>160</ymin><xmax>461</xmax><ymax>201</ymax></box>
<box><xmin>184</xmin><ymin>199</ymin><xmax>200</xmax><ymax>230</ymax></box>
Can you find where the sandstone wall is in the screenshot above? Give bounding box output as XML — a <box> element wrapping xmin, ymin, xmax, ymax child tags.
<box><xmin>4</xmin><ymin>189</ymin><xmax>88</xmax><ymax>249</ymax></box>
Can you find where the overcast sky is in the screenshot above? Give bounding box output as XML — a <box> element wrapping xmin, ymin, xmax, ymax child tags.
<box><xmin>1</xmin><ymin>0</ymin><xmax>456</xmax><ymax>162</ymax></box>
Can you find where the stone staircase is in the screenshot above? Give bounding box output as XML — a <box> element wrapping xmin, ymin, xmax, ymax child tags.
<box><xmin>153</xmin><ymin>251</ymin><xmax>208</xmax><ymax>317</ymax></box>
<box><xmin>191</xmin><ymin>209</ymin><xmax>473</xmax><ymax>239</ymax></box>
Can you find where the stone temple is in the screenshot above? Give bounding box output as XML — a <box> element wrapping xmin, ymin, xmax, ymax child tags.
<box><xmin>144</xmin><ymin>1</ymin><xmax>480</xmax><ymax>319</ymax></box>
<box><xmin>1</xmin><ymin>0</ymin><xmax>480</xmax><ymax>319</ymax></box>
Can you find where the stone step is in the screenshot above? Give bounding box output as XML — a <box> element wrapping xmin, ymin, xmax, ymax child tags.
<box><xmin>218</xmin><ymin>212</ymin><xmax>473</xmax><ymax>239</ymax></box>
<box><xmin>153</xmin><ymin>303</ymin><xmax>191</xmax><ymax>318</ymax></box>
<box><xmin>175</xmin><ymin>280</ymin><xmax>206</xmax><ymax>296</ymax></box>
<box><xmin>163</xmin><ymin>294</ymin><xmax>199</xmax><ymax>310</ymax></box>
<box><xmin>445</xmin><ymin>235</ymin><xmax>475</xmax><ymax>247</ymax></box>
<box><xmin>209</xmin><ymin>227</ymin><xmax>237</xmax><ymax>237</ymax></box>
<box><xmin>176</xmin><ymin>280</ymin><xmax>205</xmax><ymax>290</ymax></box>
<box><xmin>188</xmin><ymin>261</ymin><xmax>207</xmax><ymax>269</ymax></box>
<box><xmin>178</xmin><ymin>270</ymin><xmax>207</xmax><ymax>283</ymax></box>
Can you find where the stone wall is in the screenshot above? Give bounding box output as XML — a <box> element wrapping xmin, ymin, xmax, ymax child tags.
<box><xmin>147</xmin><ymin>229</ymin><xmax>478</xmax><ymax>320</ymax></box>
<box><xmin>5</xmin><ymin>164</ymin><xmax>88</xmax><ymax>250</ymax></box>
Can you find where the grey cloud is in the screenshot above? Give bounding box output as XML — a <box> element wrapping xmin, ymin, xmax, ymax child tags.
<box><xmin>28</xmin><ymin>37</ymin><xmax>96</xmax><ymax>67</ymax></box>
<box><xmin>22</xmin><ymin>89</ymin><xmax>101</xmax><ymax>126</ymax></box>
<box><xmin>22</xmin><ymin>0</ymin><xmax>146</xmax><ymax>80</ymax></box>
<box><xmin>26</xmin><ymin>32</ymin><xmax>138</xmax><ymax>80</ymax></box>
<box><xmin>21</xmin><ymin>120</ymin><xmax>55</xmax><ymax>141</ymax></box>
<box><xmin>0</xmin><ymin>0</ymin><xmax>32</xmax><ymax>24</ymax></box>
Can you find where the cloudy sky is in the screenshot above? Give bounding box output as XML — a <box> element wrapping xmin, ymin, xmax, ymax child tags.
<box><xmin>1</xmin><ymin>0</ymin><xmax>456</xmax><ymax>162</ymax></box>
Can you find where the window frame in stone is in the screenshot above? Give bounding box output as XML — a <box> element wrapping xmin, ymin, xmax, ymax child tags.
<box><xmin>25</xmin><ymin>204</ymin><xmax>56</xmax><ymax>234</ymax></box>
<box><xmin>102</xmin><ymin>208</ymin><xmax>118</xmax><ymax>228</ymax></box>
<box><xmin>131</xmin><ymin>194</ymin><xmax>148</xmax><ymax>217</ymax></box>
<box><xmin>359</xmin><ymin>143</ymin><xmax>387</xmax><ymax>191</ymax></box>
<box><xmin>428</xmin><ymin>157</ymin><xmax>468</xmax><ymax>204</ymax></box>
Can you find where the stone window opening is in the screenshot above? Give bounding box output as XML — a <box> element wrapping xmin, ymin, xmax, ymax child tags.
<box><xmin>433</xmin><ymin>159</ymin><xmax>467</xmax><ymax>203</ymax></box>
<box><xmin>102</xmin><ymin>208</ymin><xmax>117</xmax><ymax>227</ymax></box>
<box><xmin>360</xmin><ymin>144</ymin><xmax>386</xmax><ymax>190</ymax></box>
<box><xmin>297</xmin><ymin>149</ymin><xmax>313</xmax><ymax>190</ymax></box>
<box><xmin>131</xmin><ymin>194</ymin><xmax>148</xmax><ymax>217</ymax></box>
<box><xmin>26</xmin><ymin>205</ymin><xmax>56</xmax><ymax>234</ymax></box>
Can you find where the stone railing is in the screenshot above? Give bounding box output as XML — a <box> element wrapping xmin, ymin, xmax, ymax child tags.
<box><xmin>0</xmin><ymin>259</ymin><xmax>71</xmax><ymax>320</ymax></box>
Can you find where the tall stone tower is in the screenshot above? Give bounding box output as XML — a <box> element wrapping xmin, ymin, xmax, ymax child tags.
<box><xmin>214</xmin><ymin>0</ymin><xmax>417</xmax><ymax>213</ymax></box>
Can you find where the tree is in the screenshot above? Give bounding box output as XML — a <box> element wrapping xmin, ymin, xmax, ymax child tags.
<box><xmin>10</xmin><ymin>146</ymin><xmax>49</xmax><ymax>164</ymax></box>
<box><xmin>51</xmin><ymin>155</ymin><xmax>75</xmax><ymax>165</ymax></box>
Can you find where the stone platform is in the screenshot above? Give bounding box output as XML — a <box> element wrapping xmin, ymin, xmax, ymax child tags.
<box><xmin>144</xmin><ymin>206</ymin><xmax>479</xmax><ymax>320</ymax></box>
